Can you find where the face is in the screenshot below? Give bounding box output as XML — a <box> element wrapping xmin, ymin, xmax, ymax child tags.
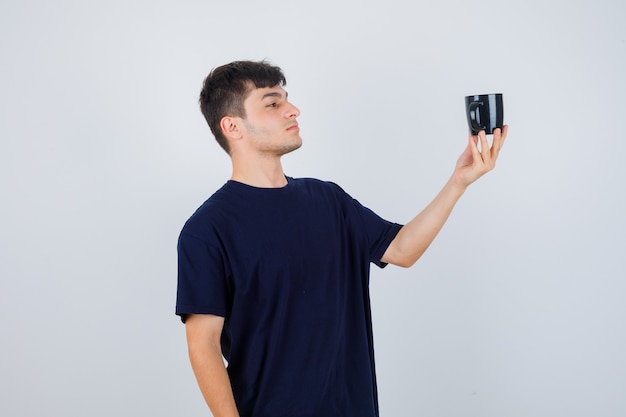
<box><xmin>238</xmin><ymin>85</ymin><xmax>302</xmax><ymax>156</ymax></box>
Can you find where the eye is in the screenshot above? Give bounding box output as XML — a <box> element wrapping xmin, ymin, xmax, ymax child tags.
<box><xmin>267</xmin><ymin>102</ymin><xmax>277</xmax><ymax>108</ymax></box>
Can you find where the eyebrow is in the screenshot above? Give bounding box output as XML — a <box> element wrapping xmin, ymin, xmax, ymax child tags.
<box><xmin>261</xmin><ymin>91</ymin><xmax>288</xmax><ymax>100</ymax></box>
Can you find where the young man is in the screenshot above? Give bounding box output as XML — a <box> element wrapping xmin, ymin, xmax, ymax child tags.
<box><xmin>176</xmin><ymin>60</ymin><xmax>508</xmax><ymax>417</ymax></box>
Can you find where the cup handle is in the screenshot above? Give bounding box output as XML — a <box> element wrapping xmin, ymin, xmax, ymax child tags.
<box><xmin>468</xmin><ymin>102</ymin><xmax>485</xmax><ymax>132</ymax></box>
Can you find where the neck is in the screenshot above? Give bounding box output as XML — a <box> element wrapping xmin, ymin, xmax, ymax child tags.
<box><xmin>230</xmin><ymin>155</ymin><xmax>288</xmax><ymax>188</ymax></box>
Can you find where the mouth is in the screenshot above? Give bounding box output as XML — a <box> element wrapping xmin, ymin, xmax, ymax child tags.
<box><xmin>287</xmin><ymin>122</ymin><xmax>299</xmax><ymax>132</ymax></box>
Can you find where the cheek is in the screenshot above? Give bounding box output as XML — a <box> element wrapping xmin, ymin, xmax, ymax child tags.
<box><xmin>243</xmin><ymin>120</ymin><xmax>262</xmax><ymax>135</ymax></box>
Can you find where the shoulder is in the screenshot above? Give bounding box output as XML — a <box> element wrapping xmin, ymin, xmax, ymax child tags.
<box><xmin>289</xmin><ymin>176</ymin><xmax>349</xmax><ymax>197</ymax></box>
<box><xmin>286</xmin><ymin>177</ymin><xmax>360</xmax><ymax>219</ymax></box>
<box><xmin>179</xmin><ymin>182</ymin><xmax>237</xmax><ymax>239</ymax></box>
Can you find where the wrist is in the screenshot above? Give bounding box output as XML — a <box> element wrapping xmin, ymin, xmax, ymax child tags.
<box><xmin>447</xmin><ymin>176</ymin><xmax>469</xmax><ymax>196</ymax></box>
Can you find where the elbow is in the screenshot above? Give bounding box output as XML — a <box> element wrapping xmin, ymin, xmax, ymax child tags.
<box><xmin>387</xmin><ymin>252</ymin><xmax>422</xmax><ymax>268</ymax></box>
<box><xmin>391</xmin><ymin>246</ymin><xmax>426</xmax><ymax>268</ymax></box>
<box><xmin>384</xmin><ymin>240</ymin><xmax>428</xmax><ymax>268</ymax></box>
<box><xmin>394</xmin><ymin>257</ymin><xmax>418</xmax><ymax>268</ymax></box>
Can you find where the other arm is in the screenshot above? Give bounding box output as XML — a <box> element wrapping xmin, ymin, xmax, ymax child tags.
<box><xmin>381</xmin><ymin>126</ymin><xmax>508</xmax><ymax>267</ymax></box>
<box><xmin>185</xmin><ymin>314</ymin><xmax>240</xmax><ymax>417</ymax></box>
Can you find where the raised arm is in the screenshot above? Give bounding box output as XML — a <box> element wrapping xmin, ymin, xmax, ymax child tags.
<box><xmin>381</xmin><ymin>126</ymin><xmax>508</xmax><ymax>267</ymax></box>
<box><xmin>185</xmin><ymin>314</ymin><xmax>240</xmax><ymax>417</ymax></box>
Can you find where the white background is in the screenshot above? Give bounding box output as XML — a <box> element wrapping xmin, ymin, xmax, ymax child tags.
<box><xmin>1</xmin><ymin>0</ymin><xmax>625</xmax><ymax>416</ymax></box>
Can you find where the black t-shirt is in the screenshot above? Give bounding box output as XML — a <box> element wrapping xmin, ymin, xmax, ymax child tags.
<box><xmin>176</xmin><ymin>177</ymin><xmax>402</xmax><ymax>417</ymax></box>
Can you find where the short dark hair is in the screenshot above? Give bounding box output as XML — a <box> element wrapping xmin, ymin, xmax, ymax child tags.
<box><xmin>199</xmin><ymin>60</ymin><xmax>287</xmax><ymax>153</ymax></box>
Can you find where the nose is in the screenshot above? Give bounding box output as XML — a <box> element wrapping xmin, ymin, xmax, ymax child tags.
<box><xmin>286</xmin><ymin>102</ymin><xmax>300</xmax><ymax>119</ymax></box>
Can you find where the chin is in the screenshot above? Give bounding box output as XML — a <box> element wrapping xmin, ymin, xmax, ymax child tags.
<box><xmin>278</xmin><ymin>141</ymin><xmax>302</xmax><ymax>156</ymax></box>
<box><xmin>280</xmin><ymin>143</ymin><xmax>302</xmax><ymax>155</ymax></box>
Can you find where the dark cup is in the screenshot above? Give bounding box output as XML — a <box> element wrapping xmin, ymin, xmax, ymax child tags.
<box><xmin>464</xmin><ymin>93</ymin><xmax>504</xmax><ymax>135</ymax></box>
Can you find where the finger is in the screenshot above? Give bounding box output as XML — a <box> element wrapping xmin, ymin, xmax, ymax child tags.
<box><xmin>478</xmin><ymin>130</ymin><xmax>490</xmax><ymax>164</ymax></box>
<box><xmin>491</xmin><ymin>125</ymin><xmax>508</xmax><ymax>160</ymax></box>
<box><xmin>467</xmin><ymin>130</ymin><xmax>479</xmax><ymax>154</ymax></box>
<box><xmin>468</xmin><ymin>132</ymin><xmax>482</xmax><ymax>165</ymax></box>
<box><xmin>468</xmin><ymin>129</ymin><xmax>480</xmax><ymax>146</ymax></box>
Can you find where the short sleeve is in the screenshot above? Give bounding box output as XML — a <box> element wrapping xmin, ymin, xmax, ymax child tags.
<box><xmin>176</xmin><ymin>232</ymin><xmax>230</xmax><ymax>322</ymax></box>
<box><xmin>351</xmin><ymin>198</ymin><xmax>403</xmax><ymax>268</ymax></box>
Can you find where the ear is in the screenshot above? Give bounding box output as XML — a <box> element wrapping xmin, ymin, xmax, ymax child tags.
<box><xmin>220</xmin><ymin>116</ymin><xmax>243</xmax><ymax>141</ymax></box>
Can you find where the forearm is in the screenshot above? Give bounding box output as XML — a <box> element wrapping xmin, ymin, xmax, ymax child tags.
<box><xmin>187</xmin><ymin>335</ymin><xmax>239</xmax><ymax>416</ymax></box>
<box><xmin>383</xmin><ymin>176</ymin><xmax>467</xmax><ymax>267</ymax></box>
